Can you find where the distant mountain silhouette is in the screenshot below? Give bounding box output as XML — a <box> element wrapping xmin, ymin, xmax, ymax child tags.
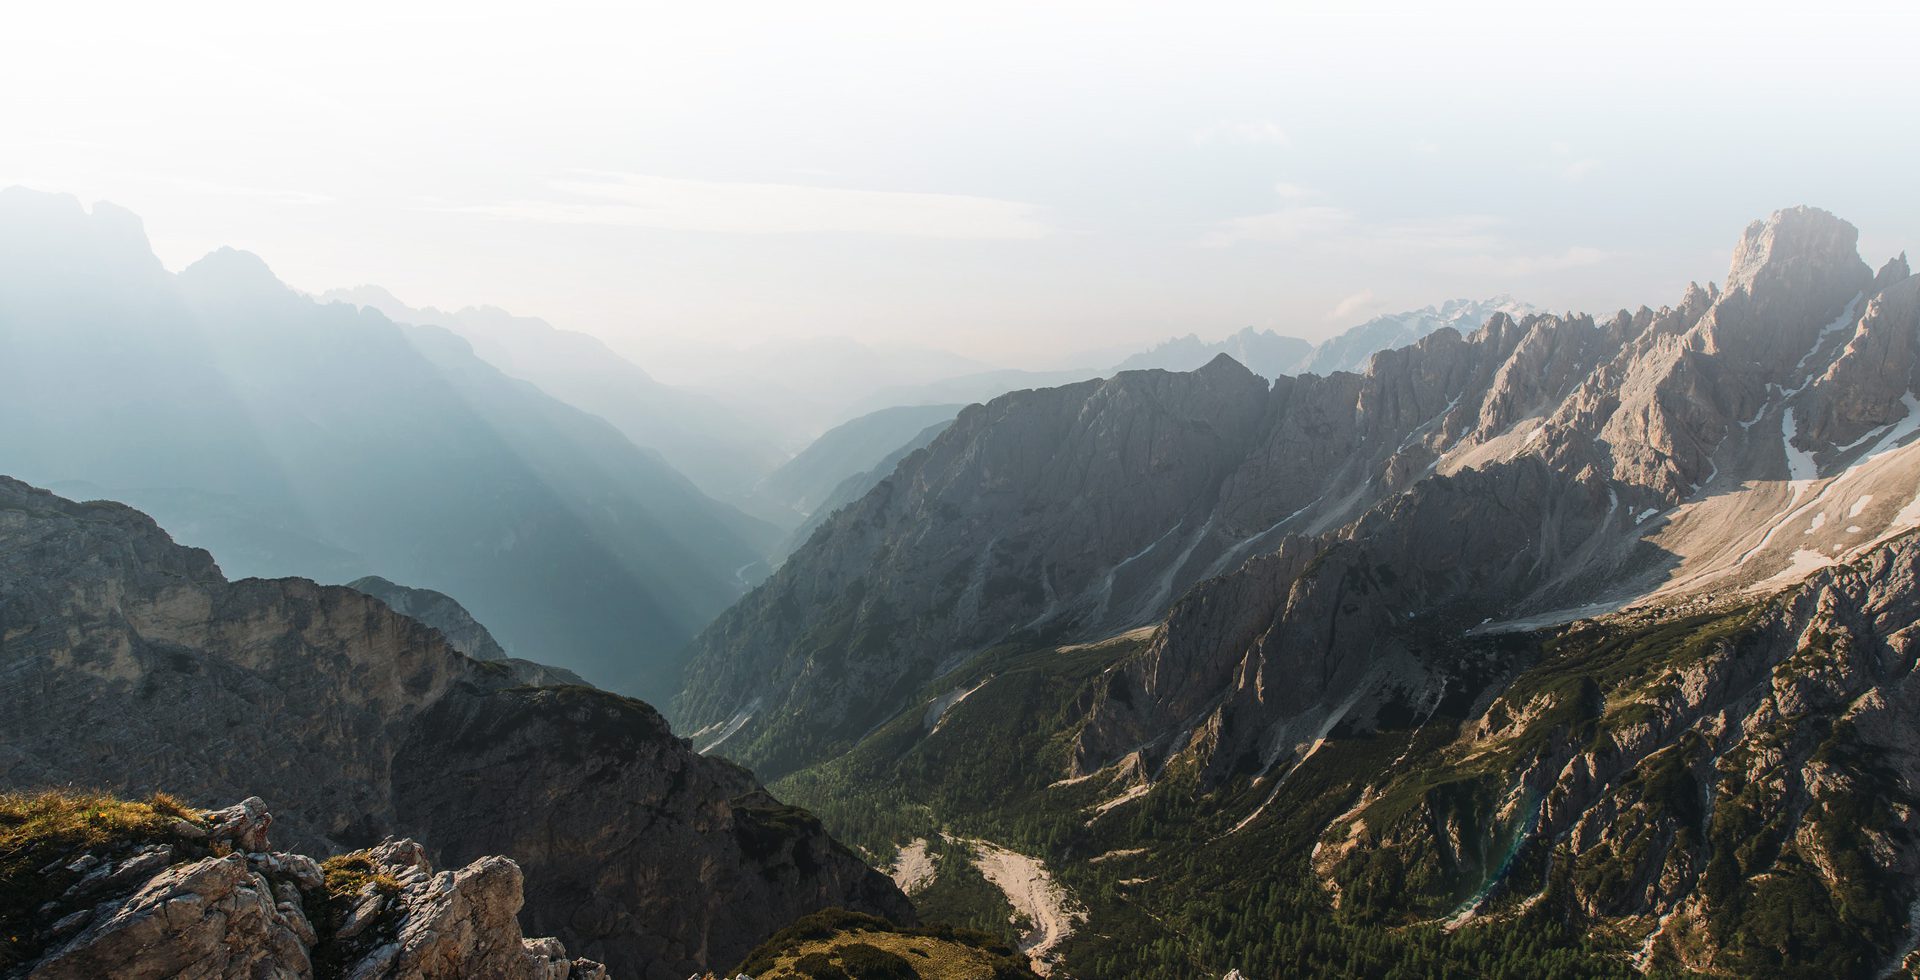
<box><xmin>323</xmin><ymin>285</ymin><xmax>789</xmax><ymax>507</ymax></box>
<box><xmin>0</xmin><ymin>188</ymin><xmax>774</xmax><ymax>699</ymax></box>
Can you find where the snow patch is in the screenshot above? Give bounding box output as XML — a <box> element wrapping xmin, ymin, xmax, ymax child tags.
<box><xmin>1782</xmin><ymin>408</ymin><xmax>1818</xmax><ymax>495</ymax></box>
<box><xmin>1895</xmin><ymin>489</ymin><xmax>1920</xmax><ymax>529</ymax></box>
<box><xmin>1759</xmin><ymin>548</ymin><xmax>1835</xmax><ymax>589</ymax></box>
<box><xmin>1851</xmin><ymin>495</ymin><xmax>1874</xmax><ymax>518</ymax></box>
<box><xmin>1732</xmin><ymin>393</ymin><xmax>1920</xmax><ymax>576</ymax></box>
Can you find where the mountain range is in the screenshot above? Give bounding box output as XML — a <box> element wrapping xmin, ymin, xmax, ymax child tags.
<box><xmin>677</xmin><ymin>211</ymin><xmax>1905</xmax><ymax>780</ymax></box>
<box><xmin>673</xmin><ymin>207</ymin><xmax>1920</xmax><ymax>976</ymax></box>
<box><xmin>1111</xmin><ymin>298</ymin><xmax>1536</xmax><ymax>378</ymax></box>
<box><xmin>6</xmin><ymin>193</ymin><xmax>1918</xmax><ymax>977</ymax></box>
<box><xmin>321</xmin><ymin>286</ymin><xmax>789</xmax><ymax>507</ymax></box>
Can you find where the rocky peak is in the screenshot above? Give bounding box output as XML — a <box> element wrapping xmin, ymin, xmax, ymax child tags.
<box><xmin>345</xmin><ymin>575</ymin><xmax>511</xmax><ymax>662</ymax></box>
<box><xmin>1679</xmin><ymin>280</ymin><xmax>1717</xmax><ymax>318</ymax></box>
<box><xmin>0</xmin><ymin>187</ymin><xmax>166</xmax><ymax>289</ymax></box>
<box><xmin>1192</xmin><ymin>350</ymin><xmax>1263</xmax><ymax>383</ymax></box>
<box><xmin>1683</xmin><ymin>206</ymin><xmax>1873</xmax><ymax>402</ymax></box>
<box><xmin>1878</xmin><ymin>251</ymin><xmax>1913</xmax><ymax>289</ymax></box>
<box><xmin>177</xmin><ymin>247</ymin><xmax>297</xmax><ymax>304</ymax></box>
<box><xmin>1724</xmin><ymin>205</ymin><xmax>1866</xmax><ymax>299</ymax></box>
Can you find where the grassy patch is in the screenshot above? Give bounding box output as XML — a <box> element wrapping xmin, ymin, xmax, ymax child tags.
<box><xmin>0</xmin><ymin>789</ymin><xmax>207</xmax><ymax>969</ymax></box>
<box><xmin>737</xmin><ymin>908</ymin><xmax>1035</xmax><ymax>979</ymax></box>
<box><xmin>319</xmin><ymin>852</ymin><xmax>404</xmax><ymax>902</ymax></box>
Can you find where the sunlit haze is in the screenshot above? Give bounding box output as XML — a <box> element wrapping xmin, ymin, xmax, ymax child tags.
<box><xmin>6</xmin><ymin>0</ymin><xmax>1916</xmax><ymax>368</ymax></box>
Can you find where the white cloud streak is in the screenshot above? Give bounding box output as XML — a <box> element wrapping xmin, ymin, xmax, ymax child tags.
<box><xmin>1327</xmin><ymin>290</ymin><xmax>1380</xmax><ymax>320</ymax></box>
<box><xmin>439</xmin><ymin>172</ymin><xmax>1054</xmax><ymax>240</ymax></box>
<box><xmin>1205</xmin><ymin>186</ymin><xmax>1608</xmax><ymax>278</ymax></box>
<box><xmin>1194</xmin><ymin>120</ymin><xmax>1289</xmax><ymax>146</ymax></box>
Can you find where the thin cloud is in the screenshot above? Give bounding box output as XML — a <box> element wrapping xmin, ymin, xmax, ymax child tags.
<box><xmin>1560</xmin><ymin>158</ymin><xmax>1603</xmax><ymax>181</ymax></box>
<box><xmin>440</xmin><ymin>172</ymin><xmax>1054</xmax><ymax>240</ymax></box>
<box><xmin>1207</xmin><ymin>204</ymin><xmax>1354</xmax><ymax>245</ymax></box>
<box><xmin>1194</xmin><ymin>120</ymin><xmax>1289</xmax><ymax>146</ymax></box>
<box><xmin>157</xmin><ymin>177</ymin><xmax>332</xmax><ymax>206</ymax></box>
<box><xmin>1454</xmin><ymin>246</ymin><xmax>1609</xmax><ymax>277</ymax></box>
<box><xmin>1204</xmin><ymin>184</ymin><xmax>1608</xmax><ymax>277</ymax></box>
<box><xmin>1549</xmin><ymin>142</ymin><xmax>1603</xmax><ymax>182</ymax></box>
<box><xmin>1328</xmin><ymin>290</ymin><xmax>1381</xmax><ymax>321</ymax></box>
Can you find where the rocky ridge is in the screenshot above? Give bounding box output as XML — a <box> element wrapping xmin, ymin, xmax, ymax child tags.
<box><xmin>678</xmin><ymin>208</ymin><xmax>1920</xmax><ymax>787</ymax></box>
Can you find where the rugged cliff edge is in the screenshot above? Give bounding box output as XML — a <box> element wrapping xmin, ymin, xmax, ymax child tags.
<box><xmin>0</xmin><ymin>477</ymin><xmax>909</xmax><ymax>979</ymax></box>
<box><xmin>343</xmin><ymin>575</ymin><xmax>590</xmax><ymax>688</ymax></box>
<box><xmin>3</xmin><ymin>792</ymin><xmax>607</xmax><ymax>979</ymax></box>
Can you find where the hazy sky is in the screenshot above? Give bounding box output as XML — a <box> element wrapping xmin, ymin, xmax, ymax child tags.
<box><xmin>5</xmin><ymin>0</ymin><xmax>1916</xmax><ymax>365</ymax></box>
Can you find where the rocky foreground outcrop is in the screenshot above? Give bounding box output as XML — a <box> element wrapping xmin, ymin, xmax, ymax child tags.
<box><xmin>8</xmin><ymin>795</ymin><xmax>606</xmax><ymax>980</ymax></box>
<box><xmin>0</xmin><ymin>477</ymin><xmax>909</xmax><ymax>979</ymax></box>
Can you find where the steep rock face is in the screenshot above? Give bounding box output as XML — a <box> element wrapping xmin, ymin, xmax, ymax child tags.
<box><xmin>1804</xmin><ymin>275</ymin><xmax>1920</xmax><ymax>445</ymax></box>
<box><xmin>677</xmin><ymin>356</ymin><xmax>1276</xmax><ymax>775</ymax></box>
<box><xmin>773</xmin><ymin>417</ymin><xmax>954</xmax><ymax>563</ymax></box>
<box><xmin>680</xmin><ymin>207</ymin><xmax>1920</xmax><ymax>791</ymax></box>
<box><xmin>756</xmin><ymin>403</ymin><xmax>964</xmax><ymax>521</ymax></box>
<box><xmin>390</xmin><ymin>689</ymin><xmax>909</xmax><ymax>972</ymax></box>
<box><xmin>1076</xmin><ymin>458</ymin><xmax>1613</xmax><ymax>784</ymax></box>
<box><xmin>1704</xmin><ymin>205</ymin><xmax>1874</xmax><ymax>378</ymax></box>
<box><xmin>346</xmin><ymin>575</ymin><xmax>510</xmax><ymax>661</ymax></box>
<box><xmin>343</xmin><ymin>576</ymin><xmax>589</xmax><ymax>688</ymax></box>
<box><xmin>10</xmin><ymin>795</ymin><xmax>606</xmax><ymax>980</ymax></box>
<box><xmin>0</xmin><ymin>478</ymin><xmax>909</xmax><ymax>979</ymax></box>
<box><xmin>674</xmin><ymin>311</ymin><xmax>1641</xmax><ymax>778</ymax></box>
